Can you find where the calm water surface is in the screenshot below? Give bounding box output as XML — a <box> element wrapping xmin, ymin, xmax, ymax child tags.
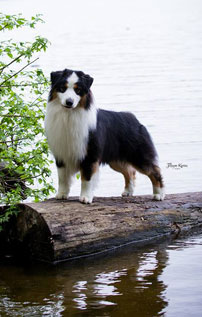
<box><xmin>1</xmin><ymin>0</ymin><xmax>202</xmax><ymax>316</ymax></box>
<box><xmin>0</xmin><ymin>234</ymin><xmax>202</xmax><ymax>316</ymax></box>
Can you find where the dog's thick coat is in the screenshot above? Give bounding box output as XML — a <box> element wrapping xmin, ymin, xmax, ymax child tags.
<box><xmin>45</xmin><ymin>69</ymin><xmax>165</xmax><ymax>203</ymax></box>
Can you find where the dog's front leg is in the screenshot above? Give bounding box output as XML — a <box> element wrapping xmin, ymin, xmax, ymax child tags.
<box><xmin>79</xmin><ymin>162</ymin><xmax>99</xmax><ymax>204</ymax></box>
<box><xmin>55</xmin><ymin>164</ymin><xmax>72</xmax><ymax>200</ymax></box>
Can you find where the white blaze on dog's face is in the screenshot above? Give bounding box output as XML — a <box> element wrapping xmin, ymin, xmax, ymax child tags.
<box><xmin>48</xmin><ymin>69</ymin><xmax>94</xmax><ymax>110</ymax></box>
<box><xmin>57</xmin><ymin>72</ymin><xmax>81</xmax><ymax>109</ymax></box>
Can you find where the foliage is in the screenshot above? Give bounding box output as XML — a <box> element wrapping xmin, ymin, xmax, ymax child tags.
<box><xmin>0</xmin><ymin>13</ymin><xmax>54</xmax><ymax>229</ymax></box>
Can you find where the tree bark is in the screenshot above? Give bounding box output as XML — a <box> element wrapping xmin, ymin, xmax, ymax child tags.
<box><xmin>1</xmin><ymin>192</ymin><xmax>202</xmax><ymax>263</ymax></box>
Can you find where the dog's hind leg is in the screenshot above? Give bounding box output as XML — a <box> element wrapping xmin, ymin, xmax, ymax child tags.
<box><xmin>148</xmin><ymin>165</ymin><xmax>165</xmax><ymax>201</ymax></box>
<box><xmin>79</xmin><ymin>162</ymin><xmax>99</xmax><ymax>204</ymax></box>
<box><xmin>134</xmin><ymin>164</ymin><xmax>165</xmax><ymax>201</ymax></box>
<box><xmin>109</xmin><ymin>161</ymin><xmax>136</xmax><ymax>197</ymax></box>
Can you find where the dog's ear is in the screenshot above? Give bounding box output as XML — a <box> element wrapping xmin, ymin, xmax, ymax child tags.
<box><xmin>82</xmin><ymin>74</ymin><xmax>94</xmax><ymax>90</ymax></box>
<box><xmin>50</xmin><ymin>71</ymin><xmax>63</xmax><ymax>86</ymax></box>
<box><xmin>62</xmin><ymin>68</ymin><xmax>72</xmax><ymax>77</ymax></box>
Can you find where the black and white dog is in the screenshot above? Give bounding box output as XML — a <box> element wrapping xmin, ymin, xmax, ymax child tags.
<box><xmin>45</xmin><ymin>69</ymin><xmax>165</xmax><ymax>204</ymax></box>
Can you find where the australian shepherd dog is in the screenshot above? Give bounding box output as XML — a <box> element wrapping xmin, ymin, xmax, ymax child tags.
<box><xmin>45</xmin><ymin>69</ymin><xmax>165</xmax><ymax>204</ymax></box>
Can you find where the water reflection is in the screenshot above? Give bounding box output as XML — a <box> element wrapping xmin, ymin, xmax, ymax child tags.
<box><xmin>0</xmin><ymin>242</ymin><xmax>169</xmax><ymax>316</ymax></box>
<box><xmin>0</xmin><ymin>265</ymin><xmax>65</xmax><ymax>316</ymax></box>
<box><xmin>1</xmin><ymin>235</ymin><xmax>202</xmax><ymax>316</ymax></box>
<box><xmin>72</xmin><ymin>280</ymin><xmax>88</xmax><ymax>310</ymax></box>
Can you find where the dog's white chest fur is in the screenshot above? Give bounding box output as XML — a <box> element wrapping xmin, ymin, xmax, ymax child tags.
<box><xmin>45</xmin><ymin>100</ymin><xmax>97</xmax><ymax>170</ymax></box>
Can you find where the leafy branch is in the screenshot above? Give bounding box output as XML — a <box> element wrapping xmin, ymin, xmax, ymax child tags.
<box><xmin>0</xmin><ymin>13</ymin><xmax>54</xmax><ymax>230</ymax></box>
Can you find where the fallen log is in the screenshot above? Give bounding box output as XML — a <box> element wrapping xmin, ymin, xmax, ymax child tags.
<box><xmin>0</xmin><ymin>192</ymin><xmax>202</xmax><ymax>263</ymax></box>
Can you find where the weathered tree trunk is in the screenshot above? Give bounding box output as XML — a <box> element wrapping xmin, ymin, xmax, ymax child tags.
<box><xmin>0</xmin><ymin>192</ymin><xmax>202</xmax><ymax>263</ymax></box>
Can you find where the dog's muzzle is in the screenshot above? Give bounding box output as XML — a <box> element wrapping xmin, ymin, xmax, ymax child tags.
<box><xmin>64</xmin><ymin>98</ymin><xmax>74</xmax><ymax>108</ymax></box>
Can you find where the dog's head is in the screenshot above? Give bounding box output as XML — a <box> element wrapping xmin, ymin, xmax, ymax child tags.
<box><xmin>49</xmin><ymin>69</ymin><xmax>94</xmax><ymax>109</ymax></box>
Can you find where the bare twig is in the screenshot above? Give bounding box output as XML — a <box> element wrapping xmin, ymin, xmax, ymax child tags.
<box><xmin>0</xmin><ymin>81</ymin><xmax>47</xmax><ymax>88</ymax></box>
<box><xmin>27</xmin><ymin>87</ymin><xmax>49</xmax><ymax>110</ymax></box>
<box><xmin>0</xmin><ymin>57</ymin><xmax>39</xmax><ymax>87</ymax></box>
<box><xmin>0</xmin><ymin>137</ymin><xmax>28</xmax><ymax>144</ymax></box>
<box><xmin>0</xmin><ymin>24</ymin><xmax>8</xmax><ymax>31</ymax></box>
<box><xmin>0</xmin><ymin>115</ymin><xmax>31</xmax><ymax>118</ymax></box>
<box><xmin>0</xmin><ymin>115</ymin><xmax>43</xmax><ymax>120</ymax></box>
<box><xmin>0</xmin><ymin>54</ymin><xmax>24</xmax><ymax>73</ymax></box>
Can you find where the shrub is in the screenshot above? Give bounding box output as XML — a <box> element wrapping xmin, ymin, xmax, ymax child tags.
<box><xmin>0</xmin><ymin>13</ymin><xmax>54</xmax><ymax>229</ymax></box>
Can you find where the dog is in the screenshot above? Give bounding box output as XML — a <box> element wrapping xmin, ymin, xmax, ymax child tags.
<box><xmin>45</xmin><ymin>68</ymin><xmax>165</xmax><ymax>204</ymax></box>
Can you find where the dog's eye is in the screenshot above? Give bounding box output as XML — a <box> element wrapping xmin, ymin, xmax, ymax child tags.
<box><xmin>74</xmin><ymin>87</ymin><xmax>81</xmax><ymax>95</ymax></box>
<box><xmin>58</xmin><ymin>86</ymin><xmax>66</xmax><ymax>93</ymax></box>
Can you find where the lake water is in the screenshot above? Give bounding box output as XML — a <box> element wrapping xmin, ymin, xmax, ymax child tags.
<box><xmin>0</xmin><ymin>233</ymin><xmax>202</xmax><ymax>316</ymax></box>
<box><xmin>1</xmin><ymin>0</ymin><xmax>202</xmax><ymax>315</ymax></box>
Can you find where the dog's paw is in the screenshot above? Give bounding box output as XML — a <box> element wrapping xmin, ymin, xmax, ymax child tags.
<box><xmin>122</xmin><ymin>181</ymin><xmax>134</xmax><ymax>197</ymax></box>
<box><xmin>122</xmin><ymin>189</ymin><xmax>133</xmax><ymax>197</ymax></box>
<box><xmin>79</xmin><ymin>195</ymin><xmax>93</xmax><ymax>204</ymax></box>
<box><xmin>153</xmin><ymin>188</ymin><xmax>165</xmax><ymax>201</ymax></box>
<box><xmin>55</xmin><ymin>192</ymin><xmax>68</xmax><ymax>200</ymax></box>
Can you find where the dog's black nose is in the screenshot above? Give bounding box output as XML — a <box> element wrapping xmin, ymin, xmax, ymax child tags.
<box><xmin>65</xmin><ymin>98</ymin><xmax>73</xmax><ymax>108</ymax></box>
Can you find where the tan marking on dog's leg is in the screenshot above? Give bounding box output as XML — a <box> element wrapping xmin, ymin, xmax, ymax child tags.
<box><xmin>134</xmin><ymin>164</ymin><xmax>165</xmax><ymax>201</ymax></box>
<box><xmin>148</xmin><ymin>165</ymin><xmax>165</xmax><ymax>201</ymax></box>
<box><xmin>109</xmin><ymin>161</ymin><xmax>136</xmax><ymax>196</ymax></box>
